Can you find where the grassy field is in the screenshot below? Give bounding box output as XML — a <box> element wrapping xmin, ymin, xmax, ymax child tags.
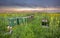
<box><xmin>0</xmin><ymin>12</ymin><xmax>60</xmax><ymax>38</ymax></box>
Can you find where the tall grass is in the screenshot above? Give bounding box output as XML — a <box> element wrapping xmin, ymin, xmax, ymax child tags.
<box><xmin>0</xmin><ymin>12</ymin><xmax>60</xmax><ymax>38</ymax></box>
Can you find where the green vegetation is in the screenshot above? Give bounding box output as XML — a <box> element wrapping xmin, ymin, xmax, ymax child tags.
<box><xmin>0</xmin><ymin>12</ymin><xmax>60</xmax><ymax>38</ymax></box>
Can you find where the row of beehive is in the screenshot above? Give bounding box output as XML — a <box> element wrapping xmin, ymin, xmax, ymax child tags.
<box><xmin>8</xmin><ymin>15</ymin><xmax>34</xmax><ymax>27</ymax></box>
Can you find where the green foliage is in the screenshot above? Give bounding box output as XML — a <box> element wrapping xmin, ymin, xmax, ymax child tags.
<box><xmin>0</xmin><ymin>12</ymin><xmax>60</xmax><ymax>38</ymax></box>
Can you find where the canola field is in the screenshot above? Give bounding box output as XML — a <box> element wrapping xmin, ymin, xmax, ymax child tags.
<box><xmin>0</xmin><ymin>12</ymin><xmax>60</xmax><ymax>38</ymax></box>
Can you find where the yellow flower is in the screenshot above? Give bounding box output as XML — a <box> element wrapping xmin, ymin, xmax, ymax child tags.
<box><xmin>51</xmin><ymin>17</ymin><xmax>53</xmax><ymax>20</ymax></box>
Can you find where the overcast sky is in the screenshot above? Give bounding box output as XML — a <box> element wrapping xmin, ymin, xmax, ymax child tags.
<box><xmin>0</xmin><ymin>0</ymin><xmax>60</xmax><ymax>7</ymax></box>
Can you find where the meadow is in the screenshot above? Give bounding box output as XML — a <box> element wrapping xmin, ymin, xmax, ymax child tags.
<box><xmin>0</xmin><ymin>12</ymin><xmax>60</xmax><ymax>38</ymax></box>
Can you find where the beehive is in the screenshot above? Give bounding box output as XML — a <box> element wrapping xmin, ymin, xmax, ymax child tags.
<box><xmin>8</xmin><ymin>18</ymin><xmax>17</xmax><ymax>27</ymax></box>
